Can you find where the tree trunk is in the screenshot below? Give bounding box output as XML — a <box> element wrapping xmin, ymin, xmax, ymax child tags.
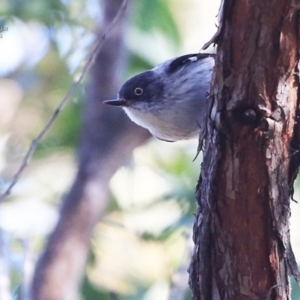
<box><xmin>31</xmin><ymin>1</ymin><xmax>150</xmax><ymax>299</ymax></box>
<box><xmin>189</xmin><ymin>1</ymin><xmax>300</xmax><ymax>299</ymax></box>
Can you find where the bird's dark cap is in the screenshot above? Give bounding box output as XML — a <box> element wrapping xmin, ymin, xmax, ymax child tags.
<box><xmin>103</xmin><ymin>99</ymin><xmax>127</xmax><ymax>107</ymax></box>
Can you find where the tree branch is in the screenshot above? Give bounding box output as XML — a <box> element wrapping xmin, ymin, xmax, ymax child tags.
<box><xmin>0</xmin><ymin>0</ymin><xmax>130</xmax><ymax>202</ymax></box>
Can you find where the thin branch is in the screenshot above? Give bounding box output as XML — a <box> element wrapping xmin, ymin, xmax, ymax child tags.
<box><xmin>0</xmin><ymin>0</ymin><xmax>130</xmax><ymax>202</ymax></box>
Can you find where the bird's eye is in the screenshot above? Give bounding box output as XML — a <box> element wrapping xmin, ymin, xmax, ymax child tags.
<box><xmin>134</xmin><ymin>87</ymin><xmax>143</xmax><ymax>96</ymax></box>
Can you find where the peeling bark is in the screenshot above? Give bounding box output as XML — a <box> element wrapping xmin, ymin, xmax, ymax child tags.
<box><xmin>189</xmin><ymin>1</ymin><xmax>300</xmax><ymax>300</ymax></box>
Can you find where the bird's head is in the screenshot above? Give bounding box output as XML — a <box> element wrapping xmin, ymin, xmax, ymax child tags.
<box><xmin>103</xmin><ymin>70</ymin><xmax>164</xmax><ymax>111</ymax></box>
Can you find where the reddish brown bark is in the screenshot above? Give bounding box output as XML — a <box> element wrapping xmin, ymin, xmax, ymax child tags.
<box><xmin>190</xmin><ymin>1</ymin><xmax>300</xmax><ymax>299</ymax></box>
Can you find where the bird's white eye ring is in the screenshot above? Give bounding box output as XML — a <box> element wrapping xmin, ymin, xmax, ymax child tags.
<box><xmin>134</xmin><ymin>87</ymin><xmax>143</xmax><ymax>96</ymax></box>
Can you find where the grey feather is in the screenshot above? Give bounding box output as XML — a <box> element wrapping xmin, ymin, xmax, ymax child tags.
<box><xmin>106</xmin><ymin>53</ymin><xmax>215</xmax><ymax>142</ymax></box>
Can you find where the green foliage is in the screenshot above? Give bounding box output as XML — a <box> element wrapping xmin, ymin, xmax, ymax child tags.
<box><xmin>0</xmin><ymin>0</ymin><xmax>68</xmax><ymax>26</ymax></box>
<box><xmin>132</xmin><ymin>0</ymin><xmax>181</xmax><ymax>47</ymax></box>
<box><xmin>81</xmin><ymin>276</ymin><xmax>113</xmax><ymax>300</ymax></box>
<box><xmin>153</xmin><ymin>148</ymin><xmax>199</xmax><ymax>214</ymax></box>
<box><xmin>128</xmin><ymin>52</ymin><xmax>155</xmax><ymax>75</ymax></box>
<box><xmin>291</xmin><ymin>277</ymin><xmax>300</xmax><ymax>300</ymax></box>
<box><xmin>38</xmin><ymin>99</ymin><xmax>83</xmax><ymax>153</ymax></box>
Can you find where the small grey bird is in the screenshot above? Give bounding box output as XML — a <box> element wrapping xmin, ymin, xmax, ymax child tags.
<box><xmin>103</xmin><ymin>53</ymin><xmax>215</xmax><ymax>142</ymax></box>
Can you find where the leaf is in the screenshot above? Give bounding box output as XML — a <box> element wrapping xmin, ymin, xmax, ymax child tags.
<box><xmin>132</xmin><ymin>0</ymin><xmax>181</xmax><ymax>47</ymax></box>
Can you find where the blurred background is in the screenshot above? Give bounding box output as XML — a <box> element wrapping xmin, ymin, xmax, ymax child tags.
<box><xmin>0</xmin><ymin>0</ymin><xmax>300</xmax><ymax>299</ymax></box>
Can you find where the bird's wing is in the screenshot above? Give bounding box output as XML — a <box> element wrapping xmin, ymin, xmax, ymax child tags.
<box><xmin>166</xmin><ymin>53</ymin><xmax>215</xmax><ymax>75</ymax></box>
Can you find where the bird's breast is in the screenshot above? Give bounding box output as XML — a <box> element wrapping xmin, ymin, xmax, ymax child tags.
<box><xmin>123</xmin><ymin>105</ymin><xmax>201</xmax><ymax>141</ymax></box>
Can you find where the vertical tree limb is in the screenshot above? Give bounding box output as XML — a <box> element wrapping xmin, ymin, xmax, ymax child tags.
<box><xmin>190</xmin><ymin>1</ymin><xmax>300</xmax><ymax>299</ymax></box>
<box><xmin>31</xmin><ymin>1</ymin><xmax>150</xmax><ymax>299</ymax></box>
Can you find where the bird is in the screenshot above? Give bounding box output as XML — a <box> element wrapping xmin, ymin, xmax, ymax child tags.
<box><xmin>103</xmin><ymin>53</ymin><xmax>215</xmax><ymax>142</ymax></box>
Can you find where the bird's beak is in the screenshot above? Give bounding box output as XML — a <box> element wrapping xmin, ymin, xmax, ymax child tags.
<box><xmin>103</xmin><ymin>99</ymin><xmax>127</xmax><ymax>107</ymax></box>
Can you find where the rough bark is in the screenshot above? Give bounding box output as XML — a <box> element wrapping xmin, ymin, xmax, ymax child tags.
<box><xmin>190</xmin><ymin>1</ymin><xmax>300</xmax><ymax>300</ymax></box>
<box><xmin>31</xmin><ymin>0</ymin><xmax>150</xmax><ymax>299</ymax></box>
